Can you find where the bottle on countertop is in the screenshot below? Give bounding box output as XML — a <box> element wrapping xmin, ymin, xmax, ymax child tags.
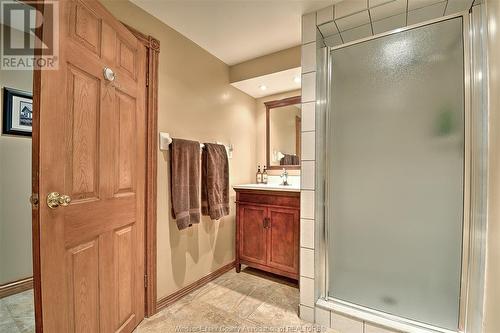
<box><xmin>262</xmin><ymin>166</ymin><xmax>268</xmax><ymax>184</ymax></box>
<box><xmin>256</xmin><ymin>165</ymin><xmax>262</xmax><ymax>184</ymax></box>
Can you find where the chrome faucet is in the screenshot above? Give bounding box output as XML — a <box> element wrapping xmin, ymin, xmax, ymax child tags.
<box><xmin>280</xmin><ymin>168</ymin><xmax>289</xmax><ymax>186</ymax></box>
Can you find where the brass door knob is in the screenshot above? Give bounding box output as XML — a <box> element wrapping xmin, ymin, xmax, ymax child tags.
<box><xmin>47</xmin><ymin>192</ymin><xmax>72</xmax><ymax>209</ymax></box>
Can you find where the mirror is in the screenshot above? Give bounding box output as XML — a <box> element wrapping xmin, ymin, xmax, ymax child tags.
<box><xmin>266</xmin><ymin>96</ymin><xmax>301</xmax><ymax>169</ymax></box>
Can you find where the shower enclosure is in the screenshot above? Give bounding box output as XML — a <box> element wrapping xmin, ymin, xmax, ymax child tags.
<box><xmin>321</xmin><ymin>12</ymin><xmax>487</xmax><ymax>332</ymax></box>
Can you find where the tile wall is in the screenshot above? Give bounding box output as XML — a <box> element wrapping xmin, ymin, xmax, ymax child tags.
<box><xmin>316</xmin><ymin>0</ymin><xmax>474</xmax><ymax>48</ymax></box>
<box><xmin>299</xmin><ymin>8</ymin><xmax>317</xmax><ymax>326</ymax></box>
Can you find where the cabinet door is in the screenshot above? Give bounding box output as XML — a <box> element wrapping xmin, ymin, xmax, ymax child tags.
<box><xmin>267</xmin><ymin>207</ymin><xmax>299</xmax><ymax>274</ymax></box>
<box><xmin>239</xmin><ymin>204</ymin><xmax>268</xmax><ymax>265</ymax></box>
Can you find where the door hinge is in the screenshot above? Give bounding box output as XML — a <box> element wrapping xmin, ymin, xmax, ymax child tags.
<box><xmin>30</xmin><ymin>193</ymin><xmax>39</xmax><ymax>209</ymax></box>
<box><xmin>144</xmin><ymin>274</ymin><xmax>148</xmax><ymax>289</ymax></box>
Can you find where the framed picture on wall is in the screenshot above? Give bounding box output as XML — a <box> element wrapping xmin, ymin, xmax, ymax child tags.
<box><xmin>2</xmin><ymin>87</ymin><xmax>33</xmax><ymax>137</ymax></box>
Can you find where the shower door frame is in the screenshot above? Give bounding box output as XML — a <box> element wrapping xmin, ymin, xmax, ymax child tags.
<box><xmin>320</xmin><ymin>9</ymin><xmax>486</xmax><ymax>333</ymax></box>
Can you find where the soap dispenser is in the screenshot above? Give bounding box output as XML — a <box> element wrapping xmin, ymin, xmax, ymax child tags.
<box><xmin>256</xmin><ymin>165</ymin><xmax>262</xmax><ymax>184</ymax></box>
<box><xmin>262</xmin><ymin>166</ymin><xmax>268</xmax><ymax>184</ymax></box>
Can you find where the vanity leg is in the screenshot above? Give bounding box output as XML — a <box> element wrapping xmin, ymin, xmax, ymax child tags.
<box><xmin>235</xmin><ymin>262</ymin><xmax>241</xmax><ymax>273</ymax></box>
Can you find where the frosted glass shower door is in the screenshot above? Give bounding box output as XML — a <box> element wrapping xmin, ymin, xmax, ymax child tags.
<box><xmin>328</xmin><ymin>18</ymin><xmax>464</xmax><ymax>330</ymax></box>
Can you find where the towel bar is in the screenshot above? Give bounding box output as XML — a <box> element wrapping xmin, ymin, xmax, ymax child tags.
<box><xmin>159</xmin><ymin>132</ymin><xmax>233</xmax><ymax>158</ymax></box>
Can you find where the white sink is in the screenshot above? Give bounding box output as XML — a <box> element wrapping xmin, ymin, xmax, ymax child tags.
<box><xmin>233</xmin><ymin>183</ymin><xmax>300</xmax><ymax>192</ymax></box>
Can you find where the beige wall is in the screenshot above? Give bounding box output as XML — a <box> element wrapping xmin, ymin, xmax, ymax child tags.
<box><xmin>256</xmin><ymin>90</ymin><xmax>301</xmax><ymax>175</ymax></box>
<box><xmin>100</xmin><ymin>0</ymin><xmax>257</xmax><ymax>300</ymax></box>
<box><xmin>484</xmin><ymin>0</ymin><xmax>500</xmax><ymax>332</ymax></box>
<box><xmin>229</xmin><ymin>46</ymin><xmax>301</xmax><ymax>83</ymax></box>
<box><xmin>0</xmin><ymin>26</ymin><xmax>33</xmax><ymax>284</ymax></box>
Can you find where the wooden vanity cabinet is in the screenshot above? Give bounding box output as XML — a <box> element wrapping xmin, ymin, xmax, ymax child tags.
<box><xmin>235</xmin><ymin>189</ymin><xmax>300</xmax><ymax>280</ymax></box>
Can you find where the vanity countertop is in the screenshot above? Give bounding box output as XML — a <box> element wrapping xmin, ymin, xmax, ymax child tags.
<box><xmin>233</xmin><ymin>183</ymin><xmax>300</xmax><ymax>192</ymax></box>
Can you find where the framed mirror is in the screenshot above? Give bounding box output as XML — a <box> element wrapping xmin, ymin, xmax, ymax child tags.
<box><xmin>265</xmin><ymin>96</ymin><xmax>301</xmax><ymax>170</ymax></box>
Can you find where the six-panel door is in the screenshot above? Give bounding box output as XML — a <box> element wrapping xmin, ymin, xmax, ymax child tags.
<box><xmin>38</xmin><ymin>1</ymin><xmax>146</xmax><ymax>332</ymax></box>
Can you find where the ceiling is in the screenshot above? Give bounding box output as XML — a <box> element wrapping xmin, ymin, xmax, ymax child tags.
<box><xmin>130</xmin><ymin>0</ymin><xmax>338</xmax><ymax>65</ymax></box>
<box><xmin>231</xmin><ymin>67</ymin><xmax>301</xmax><ymax>98</ymax></box>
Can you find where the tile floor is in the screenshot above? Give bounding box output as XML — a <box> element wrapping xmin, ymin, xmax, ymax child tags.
<box><xmin>0</xmin><ymin>289</ymin><xmax>35</xmax><ymax>333</ymax></box>
<box><xmin>136</xmin><ymin>267</ymin><xmax>324</xmax><ymax>332</ymax></box>
<box><xmin>0</xmin><ymin>269</ymin><xmax>323</xmax><ymax>333</ymax></box>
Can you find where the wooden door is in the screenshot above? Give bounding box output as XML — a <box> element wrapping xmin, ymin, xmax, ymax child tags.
<box><xmin>37</xmin><ymin>0</ymin><xmax>146</xmax><ymax>332</ymax></box>
<box><xmin>238</xmin><ymin>204</ymin><xmax>268</xmax><ymax>265</ymax></box>
<box><xmin>267</xmin><ymin>207</ymin><xmax>299</xmax><ymax>274</ymax></box>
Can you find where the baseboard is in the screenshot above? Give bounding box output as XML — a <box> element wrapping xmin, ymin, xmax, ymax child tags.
<box><xmin>0</xmin><ymin>277</ymin><xmax>33</xmax><ymax>299</ymax></box>
<box><xmin>156</xmin><ymin>261</ymin><xmax>236</xmax><ymax>313</ymax></box>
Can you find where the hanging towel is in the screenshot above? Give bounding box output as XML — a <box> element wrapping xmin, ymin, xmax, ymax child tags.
<box><xmin>280</xmin><ymin>154</ymin><xmax>300</xmax><ymax>166</ymax></box>
<box><xmin>170</xmin><ymin>138</ymin><xmax>201</xmax><ymax>230</ymax></box>
<box><xmin>201</xmin><ymin>143</ymin><xmax>230</xmax><ymax>220</ymax></box>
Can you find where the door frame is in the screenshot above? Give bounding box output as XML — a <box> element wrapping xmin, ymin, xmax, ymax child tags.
<box><xmin>124</xmin><ymin>22</ymin><xmax>160</xmax><ymax>319</ymax></box>
<box><xmin>30</xmin><ymin>1</ymin><xmax>160</xmax><ymax>331</ymax></box>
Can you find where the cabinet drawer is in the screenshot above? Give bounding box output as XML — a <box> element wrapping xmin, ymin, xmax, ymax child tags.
<box><xmin>236</xmin><ymin>190</ymin><xmax>300</xmax><ymax>209</ymax></box>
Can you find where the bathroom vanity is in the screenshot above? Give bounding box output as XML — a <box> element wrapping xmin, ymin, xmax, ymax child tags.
<box><xmin>234</xmin><ymin>184</ymin><xmax>300</xmax><ymax>280</ymax></box>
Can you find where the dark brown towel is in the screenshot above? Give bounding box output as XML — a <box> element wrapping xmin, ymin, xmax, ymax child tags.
<box><xmin>280</xmin><ymin>154</ymin><xmax>300</xmax><ymax>165</ymax></box>
<box><xmin>170</xmin><ymin>138</ymin><xmax>201</xmax><ymax>230</ymax></box>
<box><xmin>201</xmin><ymin>143</ymin><xmax>230</xmax><ymax>220</ymax></box>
